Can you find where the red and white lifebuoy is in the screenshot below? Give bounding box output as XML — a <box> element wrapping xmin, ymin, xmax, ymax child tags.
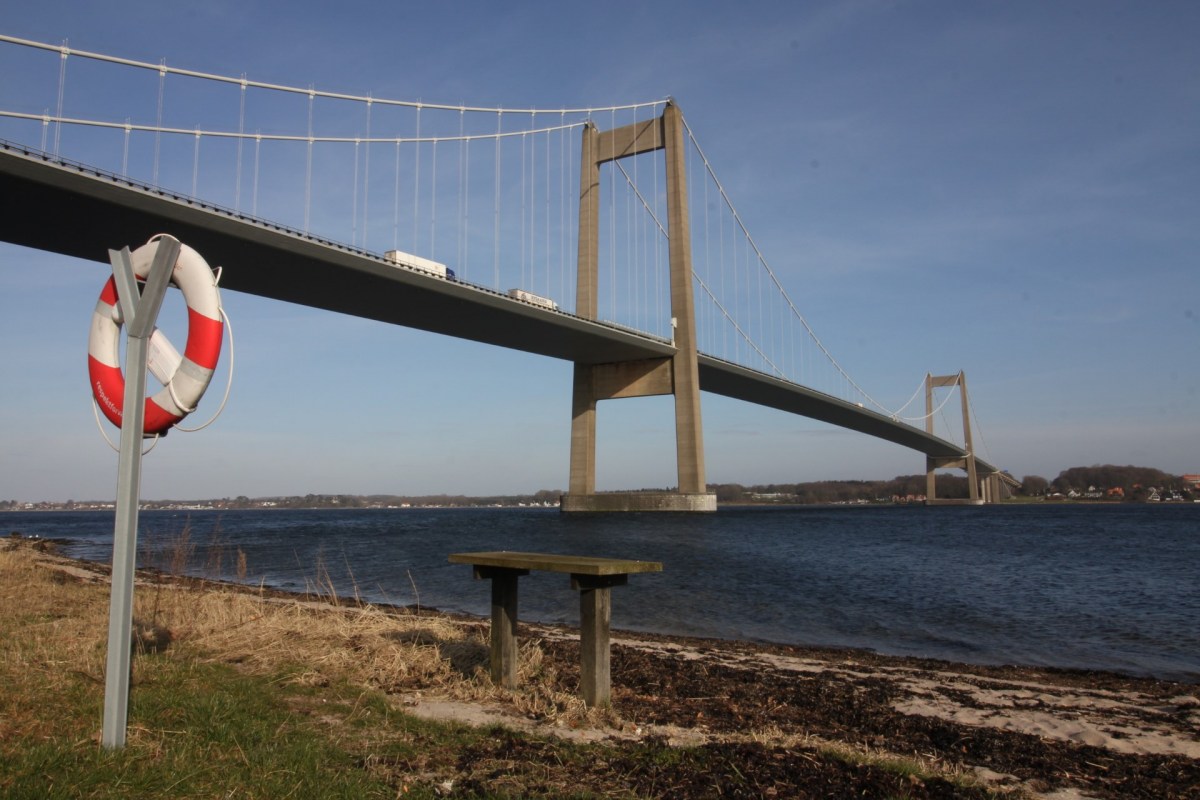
<box><xmin>87</xmin><ymin>237</ymin><xmax>223</xmax><ymax>435</ymax></box>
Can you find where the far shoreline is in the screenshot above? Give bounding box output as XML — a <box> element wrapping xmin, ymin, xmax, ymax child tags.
<box><xmin>7</xmin><ymin>497</ymin><xmax>1196</xmax><ymax>513</ymax></box>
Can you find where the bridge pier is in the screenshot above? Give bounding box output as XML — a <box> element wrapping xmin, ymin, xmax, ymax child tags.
<box><xmin>561</xmin><ymin>102</ymin><xmax>715</xmax><ymax>513</ymax></box>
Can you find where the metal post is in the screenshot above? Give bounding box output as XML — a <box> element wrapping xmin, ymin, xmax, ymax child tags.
<box><xmin>101</xmin><ymin>237</ymin><xmax>179</xmax><ymax>749</ymax></box>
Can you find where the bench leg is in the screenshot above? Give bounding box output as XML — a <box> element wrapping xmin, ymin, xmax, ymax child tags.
<box><xmin>573</xmin><ymin>573</ymin><xmax>626</xmax><ymax>707</ymax></box>
<box><xmin>578</xmin><ymin>585</ymin><xmax>611</xmax><ymax>706</ymax></box>
<box><xmin>480</xmin><ymin>568</ymin><xmax>524</xmax><ymax>689</ymax></box>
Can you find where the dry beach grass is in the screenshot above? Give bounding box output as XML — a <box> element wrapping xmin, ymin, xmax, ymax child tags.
<box><xmin>2</xmin><ymin>535</ymin><xmax>1197</xmax><ymax>798</ymax></box>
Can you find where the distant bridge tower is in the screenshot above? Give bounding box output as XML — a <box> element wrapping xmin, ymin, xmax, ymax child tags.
<box><xmin>560</xmin><ymin>102</ymin><xmax>716</xmax><ymax>512</ymax></box>
<box><xmin>923</xmin><ymin>371</ymin><xmax>1006</xmax><ymax>504</ymax></box>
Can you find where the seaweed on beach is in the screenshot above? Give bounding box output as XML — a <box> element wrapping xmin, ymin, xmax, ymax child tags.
<box><xmin>5</xmin><ymin>538</ymin><xmax>1198</xmax><ymax>800</ymax></box>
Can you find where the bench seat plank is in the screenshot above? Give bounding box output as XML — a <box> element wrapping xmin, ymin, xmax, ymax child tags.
<box><xmin>449</xmin><ymin>551</ymin><xmax>662</xmax><ymax>576</ymax></box>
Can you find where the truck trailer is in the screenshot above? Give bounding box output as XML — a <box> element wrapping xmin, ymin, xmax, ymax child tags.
<box><xmin>507</xmin><ymin>288</ymin><xmax>557</xmax><ymax>310</ymax></box>
<box><xmin>384</xmin><ymin>249</ymin><xmax>455</xmax><ymax>280</ymax></box>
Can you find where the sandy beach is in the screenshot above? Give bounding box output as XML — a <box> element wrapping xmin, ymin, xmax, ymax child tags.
<box><xmin>4</xmin><ymin>535</ymin><xmax>1197</xmax><ymax>799</ymax></box>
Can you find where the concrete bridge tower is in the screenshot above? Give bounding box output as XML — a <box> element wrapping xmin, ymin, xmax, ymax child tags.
<box><xmin>923</xmin><ymin>371</ymin><xmax>1007</xmax><ymax>504</ymax></box>
<box><xmin>560</xmin><ymin>102</ymin><xmax>717</xmax><ymax>513</ymax></box>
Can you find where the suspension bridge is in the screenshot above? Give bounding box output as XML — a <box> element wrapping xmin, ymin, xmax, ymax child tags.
<box><xmin>0</xmin><ymin>35</ymin><xmax>1016</xmax><ymax>510</ymax></box>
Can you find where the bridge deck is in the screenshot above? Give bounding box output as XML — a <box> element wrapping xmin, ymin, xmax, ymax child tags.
<box><xmin>0</xmin><ymin>143</ymin><xmax>1005</xmax><ymax>474</ymax></box>
<box><xmin>0</xmin><ymin>144</ymin><xmax>672</xmax><ymax>366</ymax></box>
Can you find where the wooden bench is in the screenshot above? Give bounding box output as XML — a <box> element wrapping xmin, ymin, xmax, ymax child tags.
<box><xmin>448</xmin><ymin>551</ymin><xmax>663</xmax><ymax>707</ymax></box>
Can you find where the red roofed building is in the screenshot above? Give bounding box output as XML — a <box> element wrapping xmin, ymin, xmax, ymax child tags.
<box><xmin>1182</xmin><ymin>474</ymin><xmax>1200</xmax><ymax>489</ymax></box>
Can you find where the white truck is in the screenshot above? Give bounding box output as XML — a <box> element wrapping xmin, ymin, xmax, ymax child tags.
<box><xmin>384</xmin><ymin>249</ymin><xmax>456</xmax><ymax>280</ymax></box>
<box><xmin>507</xmin><ymin>288</ymin><xmax>557</xmax><ymax>310</ymax></box>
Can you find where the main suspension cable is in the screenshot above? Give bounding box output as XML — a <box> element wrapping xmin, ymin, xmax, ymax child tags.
<box><xmin>2</xmin><ymin>34</ymin><xmax>666</xmax><ymax>116</ymax></box>
<box><xmin>681</xmin><ymin>115</ymin><xmax>897</xmax><ymax>416</ymax></box>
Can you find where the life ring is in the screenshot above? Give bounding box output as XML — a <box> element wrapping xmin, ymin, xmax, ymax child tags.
<box><xmin>87</xmin><ymin>236</ymin><xmax>223</xmax><ymax>435</ymax></box>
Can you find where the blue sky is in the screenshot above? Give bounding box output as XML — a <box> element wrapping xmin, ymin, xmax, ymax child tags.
<box><xmin>2</xmin><ymin>1</ymin><xmax>1198</xmax><ymax>501</ymax></box>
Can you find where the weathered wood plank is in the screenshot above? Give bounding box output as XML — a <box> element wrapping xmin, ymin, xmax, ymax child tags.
<box><xmin>578</xmin><ymin>585</ymin><xmax>612</xmax><ymax>707</ymax></box>
<box><xmin>487</xmin><ymin>568</ymin><xmax>521</xmax><ymax>689</ymax></box>
<box><xmin>449</xmin><ymin>551</ymin><xmax>662</xmax><ymax>576</ymax></box>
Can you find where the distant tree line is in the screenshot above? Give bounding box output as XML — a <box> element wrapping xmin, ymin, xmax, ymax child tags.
<box><xmin>710</xmin><ymin>464</ymin><xmax>1193</xmax><ymax>505</ymax></box>
<box><xmin>706</xmin><ymin>475</ymin><xmax>971</xmax><ymax>504</ymax></box>
<box><xmin>206</xmin><ymin>490</ymin><xmax>564</xmax><ymax>510</ymax></box>
<box><xmin>6</xmin><ymin>466</ymin><xmax>1192</xmax><ymax>510</ymax></box>
<box><xmin>1018</xmin><ymin>465</ymin><xmax>1191</xmax><ymax>500</ymax></box>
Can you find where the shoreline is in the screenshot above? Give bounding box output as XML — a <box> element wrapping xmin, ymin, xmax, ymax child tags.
<box><xmin>7</xmin><ymin>535</ymin><xmax>1200</xmax><ymax>799</ymax></box>
<box><xmin>17</xmin><ymin>531</ymin><xmax>1197</xmax><ymax>690</ymax></box>
<box><xmin>8</xmin><ymin>497</ymin><xmax>1198</xmax><ymax>513</ymax></box>
<box><xmin>17</xmin><ymin>532</ymin><xmax>1200</xmax><ymax>684</ymax></box>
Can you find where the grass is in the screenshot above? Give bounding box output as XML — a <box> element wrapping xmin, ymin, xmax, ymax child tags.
<box><xmin>4</xmin><ymin>661</ymin><xmax>390</xmax><ymax>799</ymax></box>
<box><xmin>0</xmin><ymin>537</ymin><xmax>1013</xmax><ymax>799</ymax></box>
<box><xmin>0</xmin><ymin>537</ymin><xmax>611</xmax><ymax>798</ymax></box>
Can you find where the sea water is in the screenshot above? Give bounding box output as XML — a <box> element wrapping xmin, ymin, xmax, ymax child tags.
<box><xmin>6</xmin><ymin>503</ymin><xmax>1198</xmax><ymax>681</ymax></box>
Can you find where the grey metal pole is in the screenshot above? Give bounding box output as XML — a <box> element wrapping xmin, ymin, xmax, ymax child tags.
<box><xmin>100</xmin><ymin>237</ymin><xmax>179</xmax><ymax>749</ymax></box>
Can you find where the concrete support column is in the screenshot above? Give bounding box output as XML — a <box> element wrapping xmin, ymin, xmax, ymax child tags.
<box><xmin>569</xmin><ymin>364</ymin><xmax>597</xmax><ymax>495</ymax></box>
<box><xmin>662</xmin><ymin>103</ymin><xmax>707</xmax><ymax>495</ymax></box>
<box><xmin>568</xmin><ymin>123</ymin><xmax>600</xmax><ymax>497</ymax></box>
<box><xmin>958</xmin><ymin>372</ymin><xmax>979</xmax><ymax>503</ymax></box>
<box><xmin>575</xmin><ymin>121</ymin><xmax>600</xmax><ymax>320</ymax></box>
<box><xmin>925</xmin><ymin>375</ymin><xmax>937</xmax><ymax>501</ymax></box>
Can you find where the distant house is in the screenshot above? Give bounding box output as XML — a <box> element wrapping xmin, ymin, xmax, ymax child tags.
<box><xmin>1182</xmin><ymin>474</ymin><xmax>1200</xmax><ymax>489</ymax></box>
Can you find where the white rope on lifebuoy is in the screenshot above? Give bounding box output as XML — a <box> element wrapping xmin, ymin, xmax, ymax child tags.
<box><xmin>87</xmin><ymin>235</ymin><xmax>224</xmax><ymax>436</ymax></box>
<box><xmin>172</xmin><ymin>304</ymin><xmax>234</xmax><ymax>433</ymax></box>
